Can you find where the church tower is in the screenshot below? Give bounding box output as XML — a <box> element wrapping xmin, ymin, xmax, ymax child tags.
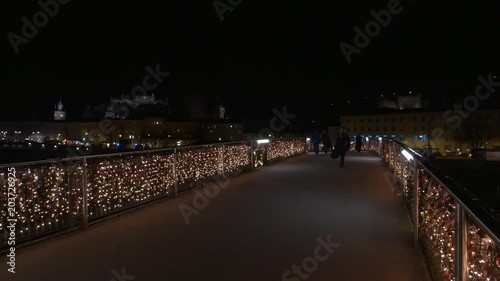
<box><xmin>214</xmin><ymin>96</ymin><xmax>226</xmax><ymax>119</ymax></box>
<box><xmin>219</xmin><ymin>103</ymin><xmax>225</xmax><ymax>119</ymax></box>
<box><xmin>54</xmin><ymin>98</ymin><xmax>66</xmax><ymax>121</ymax></box>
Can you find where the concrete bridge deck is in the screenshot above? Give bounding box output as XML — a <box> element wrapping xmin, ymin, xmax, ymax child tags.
<box><xmin>0</xmin><ymin>152</ymin><xmax>428</xmax><ymax>281</ymax></box>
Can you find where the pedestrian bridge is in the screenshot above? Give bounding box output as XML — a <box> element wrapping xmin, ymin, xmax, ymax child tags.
<box><xmin>0</xmin><ymin>139</ymin><xmax>499</xmax><ymax>281</ymax></box>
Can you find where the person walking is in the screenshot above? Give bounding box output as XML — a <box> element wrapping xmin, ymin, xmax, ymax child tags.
<box><xmin>355</xmin><ymin>134</ymin><xmax>362</xmax><ymax>152</ymax></box>
<box><xmin>312</xmin><ymin>130</ymin><xmax>321</xmax><ymax>155</ymax></box>
<box><xmin>321</xmin><ymin>130</ymin><xmax>332</xmax><ymax>154</ymax></box>
<box><xmin>335</xmin><ymin>133</ymin><xmax>350</xmax><ymax>168</ymax></box>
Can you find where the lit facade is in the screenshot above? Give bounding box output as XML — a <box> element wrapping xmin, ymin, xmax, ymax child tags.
<box><xmin>201</xmin><ymin>122</ymin><xmax>243</xmax><ymax>141</ymax></box>
<box><xmin>0</xmin><ymin>121</ymin><xmax>67</xmax><ymax>142</ymax></box>
<box><xmin>341</xmin><ymin>109</ymin><xmax>500</xmax><ymax>155</ymax></box>
<box><xmin>54</xmin><ymin>99</ymin><xmax>66</xmax><ymax>121</ymax></box>
<box><xmin>0</xmin><ymin>119</ymin><xmax>245</xmax><ymax>148</ymax></box>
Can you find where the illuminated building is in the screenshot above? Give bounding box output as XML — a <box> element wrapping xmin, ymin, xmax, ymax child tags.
<box><xmin>341</xmin><ymin>108</ymin><xmax>500</xmax><ymax>155</ymax></box>
<box><xmin>53</xmin><ymin>98</ymin><xmax>66</xmax><ymax>121</ymax></box>
<box><xmin>201</xmin><ymin>121</ymin><xmax>244</xmax><ymax>142</ymax></box>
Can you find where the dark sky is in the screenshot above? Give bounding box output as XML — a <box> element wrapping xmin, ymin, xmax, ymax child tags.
<box><xmin>2</xmin><ymin>0</ymin><xmax>500</xmax><ymax>124</ymax></box>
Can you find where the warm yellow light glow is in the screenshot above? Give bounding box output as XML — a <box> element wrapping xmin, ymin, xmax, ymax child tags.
<box><xmin>0</xmin><ymin>139</ymin><xmax>306</xmax><ymax>247</ymax></box>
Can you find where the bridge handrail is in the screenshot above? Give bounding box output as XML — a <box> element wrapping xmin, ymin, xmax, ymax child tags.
<box><xmin>379</xmin><ymin>138</ymin><xmax>500</xmax><ymax>281</ymax></box>
<box><xmin>0</xmin><ymin>138</ymin><xmax>307</xmax><ymax>251</ymax></box>
<box><xmin>390</xmin><ymin>139</ymin><xmax>500</xmax><ymax>245</ymax></box>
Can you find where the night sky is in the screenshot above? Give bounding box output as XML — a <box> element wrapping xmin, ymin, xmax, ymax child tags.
<box><xmin>3</xmin><ymin>0</ymin><xmax>500</xmax><ymax>126</ymax></box>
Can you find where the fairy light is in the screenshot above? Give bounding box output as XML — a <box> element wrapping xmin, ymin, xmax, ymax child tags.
<box><xmin>176</xmin><ymin>145</ymin><xmax>224</xmax><ymax>187</ymax></box>
<box><xmin>224</xmin><ymin>143</ymin><xmax>251</xmax><ymax>174</ymax></box>
<box><xmin>1</xmin><ymin>139</ymin><xmax>305</xmax><ymax>248</ymax></box>
<box><xmin>400</xmin><ymin>157</ymin><xmax>416</xmax><ymax>214</ymax></box>
<box><xmin>466</xmin><ymin>222</ymin><xmax>500</xmax><ymax>280</ymax></box>
<box><xmin>418</xmin><ymin>170</ymin><xmax>457</xmax><ymax>280</ymax></box>
<box><xmin>85</xmin><ymin>151</ymin><xmax>175</xmax><ymax>220</ymax></box>
<box><xmin>382</xmin><ymin>139</ymin><xmax>500</xmax><ymax>281</ymax></box>
<box><xmin>0</xmin><ymin>162</ymin><xmax>82</xmax><ymax>245</ymax></box>
<box><xmin>267</xmin><ymin>139</ymin><xmax>306</xmax><ymax>161</ymax></box>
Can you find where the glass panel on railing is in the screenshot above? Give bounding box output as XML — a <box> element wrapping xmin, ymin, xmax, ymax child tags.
<box><xmin>267</xmin><ymin>139</ymin><xmax>306</xmax><ymax>162</ymax></box>
<box><xmin>419</xmin><ymin>173</ymin><xmax>457</xmax><ymax>281</ymax></box>
<box><xmin>466</xmin><ymin>219</ymin><xmax>500</xmax><ymax>280</ymax></box>
<box><xmin>223</xmin><ymin>143</ymin><xmax>250</xmax><ymax>176</ymax></box>
<box><xmin>395</xmin><ymin>146</ymin><xmax>403</xmax><ymax>189</ymax></box>
<box><xmin>1</xmin><ymin>161</ymin><xmax>81</xmax><ymax>249</ymax></box>
<box><xmin>402</xmin><ymin>159</ymin><xmax>417</xmax><ymax>225</ymax></box>
<box><xmin>176</xmin><ymin>145</ymin><xmax>224</xmax><ymax>192</ymax></box>
<box><xmin>85</xmin><ymin>150</ymin><xmax>175</xmax><ymax>220</ymax></box>
<box><xmin>1</xmin><ymin>139</ymin><xmax>306</xmax><ymax>250</ymax></box>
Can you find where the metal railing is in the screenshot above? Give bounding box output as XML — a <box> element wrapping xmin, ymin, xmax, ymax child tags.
<box><xmin>0</xmin><ymin>138</ymin><xmax>306</xmax><ymax>251</ymax></box>
<box><xmin>378</xmin><ymin>138</ymin><xmax>500</xmax><ymax>281</ymax></box>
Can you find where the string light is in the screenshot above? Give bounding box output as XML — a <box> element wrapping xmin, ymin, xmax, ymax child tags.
<box><xmin>467</xmin><ymin>221</ymin><xmax>500</xmax><ymax>280</ymax></box>
<box><xmin>400</xmin><ymin>156</ymin><xmax>416</xmax><ymax>217</ymax></box>
<box><xmin>86</xmin><ymin>151</ymin><xmax>175</xmax><ymax>220</ymax></box>
<box><xmin>0</xmin><ymin>139</ymin><xmax>305</xmax><ymax>249</ymax></box>
<box><xmin>383</xmin><ymin>139</ymin><xmax>500</xmax><ymax>280</ymax></box>
<box><xmin>418</xmin><ymin>172</ymin><xmax>457</xmax><ymax>280</ymax></box>
<box><xmin>0</xmin><ymin>162</ymin><xmax>83</xmax><ymax>243</ymax></box>
<box><xmin>224</xmin><ymin>143</ymin><xmax>251</xmax><ymax>175</ymax></box>
<box><xmin>267</xmin><ymin>139</ymin><xmax>306</xmax><ymax>161</ymax></box>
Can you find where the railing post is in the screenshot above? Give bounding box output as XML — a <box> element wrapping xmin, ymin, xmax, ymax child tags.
<box><xmin>389</xmin><ymin>141</ymin><xmax>392</xmax><ymax>166</ymax></box>
<box><xmin>249</xmin><ymin>141</ymin><xmax>253</xmax><ymax>171</ymax></box>
<box><xmin>455</xmin><ymin>203</ymin><xmax>468</xmax><ymax>281</ymax></box>
<box><xmin>221</xmin><ymin>143</ymin><xmax>225</xmax><ymax>179</ymax></box>
<box><xmin>267</xmin><ymin>142</ymin><xmax>271</xmax><ymax>165</ymax></box>
<box><xmin>414</xmin><ymin>160</ymin><xmax>419</xmax><ymax>250</ymax></box>
<box><xmin>381</xmin><ymin>139</ymin><xmax>384</xmax><ymax>157</ymax></box>
<box><xmin>399</xmin><ymin>153</ymin><xmax>403</xmax><ymax>187</ymax></box>
<box><xmin>392</xmin><ymin>143</ymin><xmax>397</xmax><ymax>180</ymax></box>
<box><xmin>400</xmin><ymin>152</ymin><xmax>405</xmax><ymax>194</ymax></box>
<box><xmin>81</xmin><ymin>157</ymin><xmax>89</xmax><ymax>229</ymax></box>
<box><xmin>380</xmin><ymin>139</ymin><xmax>384</xmax><ymax>159</ymax></box>
<box><xmin>173</xmin><ymin>148</ymin><xmax>178</xmax><ymax>198</ymax></box>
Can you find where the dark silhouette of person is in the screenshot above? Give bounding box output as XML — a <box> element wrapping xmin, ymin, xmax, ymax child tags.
<box><xmin>321</xmin><ymin>130</ymin><xmax>332</xmax><ymax>154</ymax></box>
<box><xmin>355</xmin><ymin>134</ymin><xmax>362</xmax><ymax>152</ymax></box>
<box><xmin>335</xmin><ymin>133</ymin><xmax>351</xmax><ymax>168</ymax></box>
<box><xmin>311</xmin><ymin>130</ymin><xmax>321</xmax><ymax>155</ymax></box>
